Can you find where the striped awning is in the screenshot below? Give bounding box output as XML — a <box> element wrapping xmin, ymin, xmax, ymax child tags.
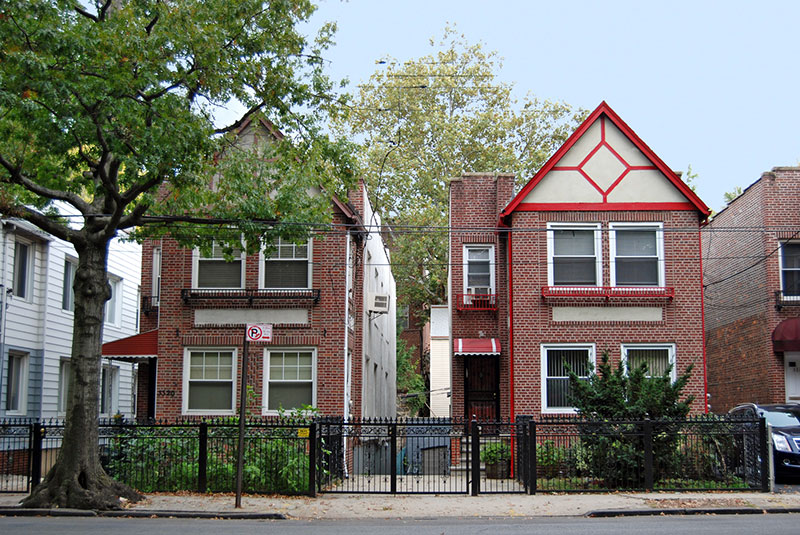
<box><xmin>453</xmin><ymin>338</ymin><xmax>500</xmax><ymax>355</ymax></box>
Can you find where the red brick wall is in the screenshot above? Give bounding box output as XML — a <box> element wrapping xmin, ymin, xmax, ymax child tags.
<box><xmin>703</xmin><ymin>168</ymin><xmax>800</xmax><ymax>412</ymax></box>
<box><xmin>450</xmin><ymin>173</ymin><xmax>707</xmax><ymax>420</ymax></box>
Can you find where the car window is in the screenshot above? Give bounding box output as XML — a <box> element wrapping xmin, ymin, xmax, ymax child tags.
<box><xmin>761</xmin><ymin>410</ymin><xmax>800</xmax><ymax>427</ymax></box>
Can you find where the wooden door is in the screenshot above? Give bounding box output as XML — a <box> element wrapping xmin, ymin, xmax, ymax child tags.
<box><xmin>464</xmin><ymin>356</ymin><xmax>499</xmax><ymax>421</ymax></box>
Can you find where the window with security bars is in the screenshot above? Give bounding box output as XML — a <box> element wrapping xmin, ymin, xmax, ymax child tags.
<box><xmin>550</xmin><ymin>226</ymin><xmax>599</xmax><ymax>286</ymax></box>
<box><xmin>263</xmin><ymin>238</ymin><xmax>310</xmax><ymax>288</ymax></box>
<box><xmin>266</xmin><ymin>350</ymin><xmax>314</xmax><ymax>411</ymax></box>
<box><xmin>782</xmin><ymin>243</ymin><xmax>800</xmax><ymax>296</ymax></box>
<box><xmin>186</xmin><ymin>350</ymin><xmax>235</xmax><ymax>413</ymax></box>
<box><xmin>543</xmin><ymin>346</ymin><xmax>593</xmax><ymax>410</ymax></box>
<box><xmin>196</xmin><ymin>242</ymin><xmax>243</xmax><ymax>288</ymax></box>
<box><xmin>624</xmin><ymin>345</ymin><xmax>674</xmax><ymax>379</ymax></box>
<box><xmin>611</xmin><ymin>225</ymin><xmax>663</xmax><ymax>286</ymax></box>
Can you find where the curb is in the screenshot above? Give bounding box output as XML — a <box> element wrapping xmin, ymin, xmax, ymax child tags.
<box><xmin>587</xmin><ymin>507</ymin><xmax>800</xmax><ymax>517</ymax></box>
<box><xmin>0</xmin><ymin>508</ymin><xmax>286</xmax><ymax>520</ymax></box>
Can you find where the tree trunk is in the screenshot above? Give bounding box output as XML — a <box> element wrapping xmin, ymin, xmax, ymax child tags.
<box><xmin>22</xmin><ymin>239</ymin><xmax>142</xmax><ymax>509</ymax></box>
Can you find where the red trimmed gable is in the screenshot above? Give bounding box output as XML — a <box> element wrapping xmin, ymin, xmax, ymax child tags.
<box><xmin>501</xmin><ymin>102</ymin><xmax>710</xmax><ymax>220</ymax></box>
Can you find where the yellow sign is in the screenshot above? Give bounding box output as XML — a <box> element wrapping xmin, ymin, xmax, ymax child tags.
<box><xmin>297</xmin><ymin>428</ymin><xmax>310</xmax><ymax>438</ymax></box>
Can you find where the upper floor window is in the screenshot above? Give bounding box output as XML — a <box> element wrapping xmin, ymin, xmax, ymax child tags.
<box><xmin>397</xmin><ymin>305</ymin><xmax>409</xmax><ymax>331</ymax></box>
<box><xmin>152</xmin><ymin>245</ymin><xmax>162</xmax><ymax>305</ymax></box>
<box><xmin>622</xmin><ymin>344</ymin><xmax>676</xmax><ymax>380</ymax></box>
<box><xmin>781</xmin><ymin>243</ymin><xmax>800</xmax><ymax>297</ymax></box>
<box><xmin>62</xmin><ymin>258</ymin><xmax>77</xmax><ymax>312</ymax></box>
<box><xmin>193</xmin><ymin>242</ymin><xmax>245</xmax><ymax>289</ymax></box>
<box><xmin>464</xmin><ymin>245</ymin><xmax>495</xmax><ymax>294</ymax></box>
<box><xmin>13</xmin><ymin>240</ymin><xmax>33</xmax><ymax>300</ymax></box>
<box><xmin>547</xmin><ymin>224</ymin><xmax>601</xmax><ymax>286</ymax></box>
<box><xmin>262</xmin><ymin>238</ymin><xmax>311</xmax><ymax>289</ymax></box>
<box><xmin>104</xmin><ymin>276</ymin><xmax>121</xmax><ymax>327</ymax></box>
<box><xmin>610</xmin><ymin>223</ymin><xmax>664</xmax><ymax>287</ymax></box>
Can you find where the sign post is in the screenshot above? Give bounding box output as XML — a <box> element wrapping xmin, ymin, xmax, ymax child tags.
<box><xmin>234</xmin><ymin>324</ymin><xmax>272</xmax><ymax>508</ymax></box>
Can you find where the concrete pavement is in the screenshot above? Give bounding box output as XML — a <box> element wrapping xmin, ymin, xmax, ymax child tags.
<box><xmin>2</xmin><ymin>489</ymin><xmax>800</xmax><ymax>519</ymax></box>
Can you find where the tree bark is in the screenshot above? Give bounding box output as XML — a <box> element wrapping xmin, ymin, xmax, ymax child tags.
<box><xmin>22</xmin><ymin>238</ymin><xmax>142</xmax><ymax>509</ymax></box>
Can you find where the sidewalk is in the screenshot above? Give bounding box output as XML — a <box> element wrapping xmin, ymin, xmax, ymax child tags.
<box><xmin>2</xmin><ymin>490</ymin><xmax>800</xmax><ymax>519</ymax></box>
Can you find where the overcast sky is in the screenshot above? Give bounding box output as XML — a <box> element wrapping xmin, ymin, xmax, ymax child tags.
<box><xmin>305</xmin><ymin>0</ymin><xmax>800</xmax><ymax>212</ymax></box>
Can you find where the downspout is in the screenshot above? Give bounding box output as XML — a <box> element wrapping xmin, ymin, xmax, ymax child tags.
<box><xmin>698</xmin><ymin>226</ymin><xmax>709</xmax><ymax>413</ymax></box>
<box><xmin>447</xmin><ymin>183</ymin><xmax>453</xmax><ymax>420</ymax></box>
<box><xmin>342</xmin><ymin>229</ymin><xmax>352</xmax><ymax>479</ymax></box>
<box><xmin>507</xmin><ymin>228</ymin><xmax>515</xmax><ymax>421</ymax></box>
<box><xmin>0</xmin><ymin>223</ymin><xmax>9</xmax><ymax>409</ymax></box>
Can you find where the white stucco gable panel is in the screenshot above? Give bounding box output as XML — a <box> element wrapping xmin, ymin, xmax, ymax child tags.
<box><xmin>557</xmin><ymin>120</ymin><xmax>602</xmax><ymax>166</ymax></box>
<box><xmin>581</xmin><ymin>145</ymin><xmax>626</xmax><ymax>191</ymax></box>
<box><xmin>603</xmin><ymin>121</ymin><xmax>652</xmax><ymax>166</ymax></box>
<box><xmin>522</xmin><ymin>170</ymin><xmax>603</xmax><ymax>203</ymax></box>
<box><xmin>607</xmin><ymin>169</ymin><xmax>688</xmax><ymax>203</ymax></box>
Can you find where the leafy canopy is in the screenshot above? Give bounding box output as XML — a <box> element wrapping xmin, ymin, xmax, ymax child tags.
<box><xmin>332</xmin><ymin>27</ymin><xmax>585</xmax><ymax>311</ymax></box>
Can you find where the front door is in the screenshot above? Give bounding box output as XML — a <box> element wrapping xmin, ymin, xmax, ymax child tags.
<box><xmin>786</xmin><ymin>352</ymin><xmax>800</xmax><ymax>403</ymax></box>
<box><xmin>464</xmin><ymin>356</ymin><xmax>499</xmax><ymax>421</ymax></box>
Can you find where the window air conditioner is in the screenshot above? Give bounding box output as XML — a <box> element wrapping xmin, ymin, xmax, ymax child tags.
<box><xmin>369</xmin><ymin>293</ymin><xmax>390</xmax><ymax>314</ymax></box>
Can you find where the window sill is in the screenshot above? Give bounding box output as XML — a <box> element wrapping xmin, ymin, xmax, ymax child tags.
<box><xmin>182</xmin><ymin>288</ymin><xmax>320</xmax><ymax>305</ymax></box>
<box><xmin>542</xmin><ymin>286</ymin><xmax>674</xmax><ymax>300</ymax></box>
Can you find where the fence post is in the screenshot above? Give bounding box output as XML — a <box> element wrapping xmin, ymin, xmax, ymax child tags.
<box><xmin>471</xmin><ymin>418</ymin><xmax>480</xmax><ymax>496</ymax></box>
<box><xmin>198</xmin><ymin>421</ymin><xmax>208</xmax><ymax>492</ymax></box>
<box><xmin>389</xmin><ymin>421</ymin><xmax>397</xmax><ymax>494</ymax></box>
<box><xmin>308</xmin><ymin>422</ymin><xmax>317</xmax><ymax>497</ymax></box>
<box><xmin>759</xmin><ymin>417</ymin><xmax>770</xmax><ymax>492</ymax></box>
<box><xmin>30</xmin><ymin>422</ymin><xmax>43</xmax><ymax>490</ymax></box>
<box><xmin>642</xmin><ymin>420</ymin><xmax>654</xmax><ymax>491</ymax></box>
<box><xmin>528</xmin><ymin>420</ymin><xmax>537</xmax><ymax>495</ymax></box>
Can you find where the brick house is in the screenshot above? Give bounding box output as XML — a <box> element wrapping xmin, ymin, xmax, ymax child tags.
<box><xmin>449</xmin><ymin>102</ymin><xmax>710</xmax><ymax>420</ymax></box>
<box><xmin>703</xmin><ymin>167</ymin><xmax>800</xmax><ymax>412</ymax></box>
<box><xmin>102</xmin><ymin>118</ymin><xmax>396</xmax><ymax>420</ymax></box>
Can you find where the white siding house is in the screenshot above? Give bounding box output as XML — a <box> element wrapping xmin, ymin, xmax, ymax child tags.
<box><xmin>0</xmin><ymin>217</ymin><xmax>141</xmax><ymax>419</ymax></box>
<box><xmin>429</xmin><ymin>305</ymin><xmax>451</xmax><ymax>418</ymax></box>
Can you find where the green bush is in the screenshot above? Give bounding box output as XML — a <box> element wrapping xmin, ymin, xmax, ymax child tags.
<box><xmin>480</xmin><ymin>441</ymin><xmax>511</xmax><ymax>464</ymax></box>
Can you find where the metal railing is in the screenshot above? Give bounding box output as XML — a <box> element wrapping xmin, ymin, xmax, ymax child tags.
<box><xmin>541</xmin><ymin>286</ymin><xmax>675</xmax><ymax>300</ymax></box>
<box><xmin>455</xmin><ymin>294</ymin><xmax>498</xmax><ymax>311</ymax></box>
<box><xmin>775</xmin><ymin>290</ymin><xmax>800</xmax><ymax>310</ymax></box>
<box><xmin>181</xmin><ymin>288</ymin><xmax>321</xmax><ymax>305</ymax></box>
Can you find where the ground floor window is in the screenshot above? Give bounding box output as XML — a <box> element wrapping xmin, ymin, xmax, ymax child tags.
<box><xmin>183</xmin><ymin>348</ymin><xmax>236</xmax><ymax>415</ymax></box>
<box><xmin>541</xmin><ymin>344</ymin><xmax>595</xmax><ymax>413</ymax></box>
<box><xmin>264</xmin><ymin>348</ymin><xmax>315</xmax><ymax>413</ymax></box>
<box><xmin>622</xmin><ymin>344</ymin><xmax>676</xmax><ymax>380</ymax></box>
<box><xmin>5</xmin><ymin>351</ymin><xmax>28</xmax><ymax>414</ymax></box>
<box><xmin>100</xmin><ymin>363</ymin><xmax>119</xmax><ymax>416</ymax></box>
<box><xmin>58</xmin><ymin>359</ymin><xmax>71</xmax><ymax>414</ymax></box>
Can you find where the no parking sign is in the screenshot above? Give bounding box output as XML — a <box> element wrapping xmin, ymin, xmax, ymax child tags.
<box><xmin>246</xmin><ymin>323</ymin><xmax>272</xmax><ymax>342</ymax></box>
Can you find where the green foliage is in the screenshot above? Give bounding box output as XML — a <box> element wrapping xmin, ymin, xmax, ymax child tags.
<box><xmin>333</xmin><ymin>26</ymin><xmax>585</xmax><ymax>311</ymax></box>
<box><xmin>723</xmin><ymin>185</ymin><xmax>743</xmax><ymax>205</ymax></box>
<box><xmin>396</xmin><ymin>338</ymin><xmax>426</xmax><ymax>416</ymax></box>
<box><xmin>480</xmin><ymin>441</ymin><xmax>510</xmax><ymax>464</ymax></box>
<box><xmin>566</xmin><ymin>352</ymin><xmax>695</xmax><ymax>487</ymax></box>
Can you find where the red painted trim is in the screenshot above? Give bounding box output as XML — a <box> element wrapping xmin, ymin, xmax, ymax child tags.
<box><xmin>514</xmin><ymin>202</ymin><xmax>698</xmax><ymax>211</ymax></box>
<box><xmin>500</xmin><ymin>102</ymin><xmax>711</xmax><ymax>219</ymax></box>
<box><xmin>603</xmin><ymin>167</ymin><xmax>631</xmax><ymax>197</ymax></box>
<box><xmin>698</xmin><ymin>228</ymin><xmax>709</xmax><ymax>414</ymax></box>
<box><xmin>507</xmin><ymin>231</ymin><xmax>515</xmax><ymax>422</ymax></box>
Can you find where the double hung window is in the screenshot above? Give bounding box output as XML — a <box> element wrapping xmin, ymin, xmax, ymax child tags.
<box><xmin>464</xmin><ymin>245</ymin><xmax>494</xmax><ymax>295</ymax></box>
<box><xmin>264</xmin><ymin>349</ymin><xmax>315</xmax><ymax>413</ymax></box>
<box><xmin>62</xmin><ymin>259</ymin><xmax>77</xmax><ymax>311</ymax></box>
<box><xmin>58</xmin><ymin>359</ymin><xmax>72</xmax><ymax>414</ymax></box>
<box><xmin>13</xmin><ymin>240</ymin><xmax>33</xmax><ymax>300</ymax></box>
<box><xmin>547</xmin><ymin>224</ymin><xmax>601</xmax><ymax>286</ymax></box>
<box><xmin>5</xmin><ymin>352</ymin><xmax>28</xmax><ymax>414</ymax></box>
<box><xmin>262</xmin><ymin>238</ymin><xmax>311</xmax><ymax>289</ymax></box>
<box><xmin>195</xmin><ymin>242</ymin><xmax>244</xmax><ymax>289</ymax></box>
<box><xmin>541</xmin><ymin>344</ymin><xmax>595</xmax><ymax>412</ymax></box>
<box><xmin>610</xmin><ymin>223</ymin><xmax>664</xmax><ymax>286</ymax></box>
<box><xmin>100</xmin><ymin>364</ymin><xmax>119</xmax><ymax>416</ymax></box>
<box><xmin>184</xmin><ymin>349</ymin><xmax>236</xmax><ymax>414</ymax></box>
<box><xmin>781</xmin><ymin>243</ymin><xmax>800</xmax><ymax>297</ymax></box>
<box><xmin>104</xmin><ymin>277</ymin><xmax>121</xmax><ymax>327</ymax></box>
<box><xmin>622</xmin><ymin>344</ymin><xmax>676</xmax><ymax>380</ymax></box>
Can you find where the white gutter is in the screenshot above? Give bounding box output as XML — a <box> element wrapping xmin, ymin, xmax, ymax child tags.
<box><xmin>343</xmin><ymin>231</ymin><xmax>352</xmax><ymax>418</ymax></box>
<box><xmin>0</xmin><ymin>223</ymin><xmax>9</xmax><ymax>409</ymax></box>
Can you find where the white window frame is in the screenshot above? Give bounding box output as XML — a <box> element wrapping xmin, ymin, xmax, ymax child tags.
<box><xmin>62</xmin><ymin>257</ymin><xmax>77</xmax><ymax>312</ymax></box>
<box><xmin>12</xmin><ymin>239</ymin><xmax>34</xmax><ymax>301</ymax></box>
<box><xmin>609</xmin><ymin>222</ymin><xmax>665</xmax><ymax>287</ymax></box>
<box><xmin>58</xmin><ymin>358</ymin><xmax>71</xmax><ymax>415</ymax></box>
<box><xmin>546</xmin><ymin>223</ymin><xmax>602</xmax><ymax>287</ymax></box>
<box><xmin>463</xmin><ymin>244</ymin><xmax>495</xmax><ymax>295</ymax></box>
<box><xmin>192</xmin><ymin>242</ymin><xmax>246</xmax><ymax>289</ymax></box>
<box><xmin>259</xmin><ymin>237</ymin><xmax>312</xmax><ymax>289</ymax></box>
<box><xmin>779</xmin><ymin>241</ymin><xmax>800</xmax><ymax>300</ymax></box>
<box><xmin>152</xmin><ymin>245</ymin><xmax>162</xmax><ymax>306</ymax></box>
<box><xmin>104</xmin><ymin>276</ymin><xmax>122</xmax><ymax>327</ymax></box>
<box><xmin>262</xmin><ymin>347</ymin><xmax>316</xmax><ymax>416</ymax></box>
<box><xmin>5</xmin><ymin>351</ymin><xmax>28</xmax><ymax>415</ymax></box>
<box><xmin>182</xmin><ymin>347</ymin><xmax>237</xmax><ymax>416</ymax></box>
<box><xmin>621</xmin><ymin>343</ymin><xmax>677</xmax><ymax>381</ymax></box>
<box><xmin>541</xmin><ymin>343</ymin><xmax>596</xmax><ymax>414</ymax></box>
<box><xmin>99</xmin><ymin>362</ymin><xmax>119</xmax><ymax>417</ymax></box>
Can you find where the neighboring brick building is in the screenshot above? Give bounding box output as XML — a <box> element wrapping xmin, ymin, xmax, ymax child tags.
<box><xmin>703</xmin><ymin>167</ymin><xmax>800</xmax><ymax>413</ymax></box>
<box><xmin>102</xmin><ymin>118</ymin><xmax>396</xmax><ymax>419</ymax></box>
<box><xmin>449</xmin><ymin>102</ymin><xmax>710</xmax><ymax>420</ymax></box>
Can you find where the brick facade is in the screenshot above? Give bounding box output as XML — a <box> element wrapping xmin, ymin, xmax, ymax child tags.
<box><xmin>703</xmin><ymin>167</ymin><xmax>800</xmax><ymax>412</ymax></box>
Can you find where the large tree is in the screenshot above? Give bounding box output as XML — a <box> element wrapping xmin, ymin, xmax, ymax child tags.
<box><xmin>0</xmin><ymin>0</ymin><xmax>354</xmax><ymax>509</ymax></box>
<box><xmin>333</xmin><ymin>28</ymin><xmax>585</xmax><ymax>311</ymax></box>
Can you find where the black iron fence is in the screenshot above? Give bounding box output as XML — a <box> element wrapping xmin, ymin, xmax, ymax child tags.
<box><xmin>0</xmin><ymin>414</ymin><xmax>768</xmax><ymax>495</ymax></box>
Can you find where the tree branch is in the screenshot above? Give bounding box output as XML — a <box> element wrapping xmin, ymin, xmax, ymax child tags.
<box><xmin>5</xmin><ymin>206</ymin><xmax>79</xmax><ymax>244</ymax></box>
<box><xmin>72</xmin><ymin>4</ymin><xmax>99</xmax><ymax>22</ymax></box>
<box><xmin>0</xmin><ymin>155</ymin><xmax>91</xmax><ymax>214</ymax></box>
<box><xmin>214</xmin><ymin>102</ymin><xmax>266</xmax><ymax>134</ymax></box>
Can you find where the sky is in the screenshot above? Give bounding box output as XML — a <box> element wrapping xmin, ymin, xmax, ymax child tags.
<box><xmin>303</xmin><ymin>0</ymin><xmax>800</xmax><ymax>212</ymax></box>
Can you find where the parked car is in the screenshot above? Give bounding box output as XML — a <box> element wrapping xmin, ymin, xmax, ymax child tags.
<box><xmin>729</xmin><ymin>403</ymin><xmax>800</xmax><ymax>480</ymax></box>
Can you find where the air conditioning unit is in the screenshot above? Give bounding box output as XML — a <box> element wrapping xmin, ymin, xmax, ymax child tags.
<box><xmin>369</xmin><ymin>293</ymin><xmax>390</xmax><ymax>314</ymax></box>
<box><xmin>466</xmin><ymin>287</ymin><xmax>491</xmax><ymax>305</ymax></box>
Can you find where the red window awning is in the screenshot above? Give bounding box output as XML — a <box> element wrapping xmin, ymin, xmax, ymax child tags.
<box><xmin>773</xmin><ymin>319</ymin><xmax>800</xmax><ymax>352</ymax></box>
<box><xmin>102</xmin><ymin>329</ymin><xmax>159</xmax><ymax>360</ymax></box>
<box><xmin>453</xmin><ymin>338</ymin><xmax>500</xmax><ymax>355</ymax></box>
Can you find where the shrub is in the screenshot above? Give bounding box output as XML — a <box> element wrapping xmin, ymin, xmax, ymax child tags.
<box><xmin>480</xmin><ymin>441</ymin><xmax>511</xmax><ymax>464</ymax></box>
